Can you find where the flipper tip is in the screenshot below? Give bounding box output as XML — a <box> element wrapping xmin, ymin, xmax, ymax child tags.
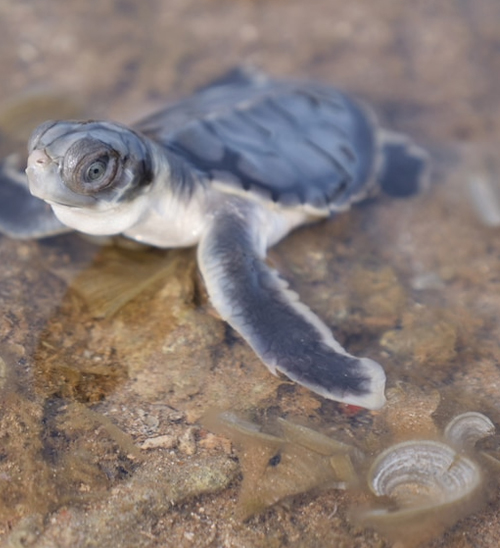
<box><xmin>344</xmin><ymin>357</ymin><xmax>387</xmax><ymax>410</ymax></box>
<box><xmin>275</xmin><ymin>353</ymin><xmax>387</xmax><ymax>411</ymax></box>
<box><xmin>378</xmin><ymin>134</ymin><xmax>429</xmax><ymax>198</ymax></box>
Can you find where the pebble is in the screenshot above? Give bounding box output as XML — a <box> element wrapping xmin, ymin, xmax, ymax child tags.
<box><xmin>178</xmin><ymin>427</ymin><xmax>198</xmax><ymax>456</ymax></box>
<box><xmin>141</xmin><ymin>435</ymin><xmax>177</xmax><ymax>450</ymax></box>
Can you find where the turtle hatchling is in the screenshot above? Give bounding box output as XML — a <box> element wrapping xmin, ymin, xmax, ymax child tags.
<box><xmin>0</xmin><ymin>68</ymin><xmax>427</xmax><ymax>410</ymax></box>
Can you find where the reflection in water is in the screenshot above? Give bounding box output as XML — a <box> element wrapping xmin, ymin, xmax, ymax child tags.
<box><xmin>34</xmin><ymin>245</ymin><xmax>195</xmax><ymax>402</ymax></box>
<box><xmin>70</xmin><ymin>245</ymin><xmax>197</xmax><ymax>319</ymax></box>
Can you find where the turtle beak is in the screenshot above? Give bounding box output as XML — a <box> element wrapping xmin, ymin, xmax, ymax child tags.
<box><xmin>26</xmin><ymin>149</ymin><xmax>56</xmax><ymax>200</ymax></box>
<box><xmin>26</xmin><ymin>149</ymin><xmax>94</xmax><ymax>208</ymax></box>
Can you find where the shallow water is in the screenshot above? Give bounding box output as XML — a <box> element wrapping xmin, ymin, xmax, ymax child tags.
<box><xmin>1</xmin><ymin>1</ymin><xmax>500</xmax><ymax>547</ymax></box>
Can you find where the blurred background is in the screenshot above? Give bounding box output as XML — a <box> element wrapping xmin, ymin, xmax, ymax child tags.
<box><xmin>0</xmin><ymin>0</ymin><xmax>499</xmax><ymax>144</ymax></box>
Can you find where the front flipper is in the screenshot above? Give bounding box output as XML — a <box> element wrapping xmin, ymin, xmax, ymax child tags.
<box><xmin>198</xmin><ymin>204</ymin><xmax>386</xmax><ymax>410</ymax></box>
<box><xmin>0</xmin><ymin>155</ymin><xmax>71</xmax><ymax>239</ymax></box>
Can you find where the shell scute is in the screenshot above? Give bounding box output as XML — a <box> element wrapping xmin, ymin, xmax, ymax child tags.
<box><xmin>141</xmin><ymin>76</ymin><xmax>375</xmax><ymax>211</ymax></box>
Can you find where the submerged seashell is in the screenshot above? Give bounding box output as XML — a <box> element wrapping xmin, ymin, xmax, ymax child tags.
<box><xmin>276</xmin><ymin>418</ymin><xmax>362</xmax><ymax>486</ymax></box>
<box><xmin>444</xmin><ymin>412</ymin><xmax>495</xmax><ymax>451</ymax></box>
<box><xmin>214</xmin><ymin>411</ymin><xmax>285</xmax><ymax>445</ymax></box>
<box><xmin>277</xmin><ymin>417</ymin><xmax>360</xmax><ymax>457</ymax></box>
<box><xmin>368</xmin><ymin>440</ymin><xmax>481</xmax><ymax>506</ymax></box>
<box><xmin>205</xmin><ymin>412</ymin><xmax>362</xmax><ymax>519</ymax></box>
<box><xmin>359</xmin><ymin>439</ymin><xmax>484</xmax><ymax>546</ymax></box>
<box><xmin>207</xmin><ymin>410</ymin><xmax>495</xmax><ymax>538</ymax></box>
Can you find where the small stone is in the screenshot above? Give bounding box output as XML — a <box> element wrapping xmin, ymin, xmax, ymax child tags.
<box><xmin>198</xmin><ymin>432</ymin><xmax>233</xmax><ymax>454</ymax></box>
<box><xmin>141</xmin><ymin>435</ymin><xmax>177</xmax><ymax>450</ymax></box>
<box><xmin>179</xmin><ymin>427</ymin><xmax>198</xmax><ymax>456</ymax></box>
<box><xmin>168</xmin><ymin>410</ymin><xmax>185</xmax><ymax>423</ymax></box>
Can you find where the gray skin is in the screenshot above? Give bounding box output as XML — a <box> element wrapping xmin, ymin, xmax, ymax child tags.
<box><xmin>0</xmin><ymin>68</ymin><xmax>428</xmax><ymax>410</ymax></box>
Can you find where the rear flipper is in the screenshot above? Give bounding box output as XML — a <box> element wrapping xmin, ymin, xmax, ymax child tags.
<box><xmin>0</xmin><ymin>154</ymin><xmax>71</xmax><ymax>239</ymax></box>
<box><xmin>378</xmin><ymin>130</ymin><xmax>429</xmax><ymax>198</ymax></box>
<box><xmin>198</xmin><ymin>201</ymin><xmax>386</xmax><ymax>410</ymax></box>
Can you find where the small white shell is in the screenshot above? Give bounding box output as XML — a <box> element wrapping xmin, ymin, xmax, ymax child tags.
<box><xmin>444</xmin><ymin>412</ymin><xmax>495</xmax><ymax>451</ymax></box>
<box><xmin>359</xmin><ymin>438</ymin><xmax>484</xmax><ymax>545</ymax></box>
<box><xmin>367</xmin><ymin>440</ymin><xmax>482</xmax><ymax>508</ymax></box>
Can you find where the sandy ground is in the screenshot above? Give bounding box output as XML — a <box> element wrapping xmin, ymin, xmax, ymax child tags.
<box><xmin>1</xmin><ymin>1</ymin><xmax>500</xmax><ymax>547</ymax></box>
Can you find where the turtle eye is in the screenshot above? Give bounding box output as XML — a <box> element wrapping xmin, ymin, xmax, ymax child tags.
<box><xmin>62</xmin><ymin>137</ymin><xmax>121</xmax><ymax>195</ymax></box>
<box><xmin>85</xmin><ymin>157</ymin><xmax>109</xmax><ymax>182</ymax></box>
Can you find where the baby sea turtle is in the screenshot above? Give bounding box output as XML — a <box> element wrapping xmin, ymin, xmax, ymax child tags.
<box><xmin>0</xmin><ymin>68</ymin><xmax>427</xmax><ymax>410</ymax></box>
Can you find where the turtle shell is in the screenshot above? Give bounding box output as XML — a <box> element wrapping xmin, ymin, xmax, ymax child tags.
<box><xmin>135</xmin><ymin>68</ymin><xmax>377</xmax><ymax>211</ymax></box>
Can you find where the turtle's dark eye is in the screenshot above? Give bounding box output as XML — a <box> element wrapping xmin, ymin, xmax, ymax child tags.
<box><xmin>85</xmin><ymin>157</ymin><xmax>108</xmax><ymax>182</ymax></box>
<box><xmin>62</xmin><ymin>137</ymin><xmax>122</xmax><ymax>195</ymax></box>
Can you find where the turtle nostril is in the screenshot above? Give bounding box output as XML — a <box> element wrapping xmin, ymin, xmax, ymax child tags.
<box><xmin>27</xmin><ymin>149</ymin><xmax>51</xmax><ymax>168</ymax></box>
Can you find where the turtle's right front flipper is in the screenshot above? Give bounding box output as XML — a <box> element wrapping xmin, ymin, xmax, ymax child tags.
<box><xmin>0</xmin><ymin>154</ymin><xmax>71</xmax><ymax>239</ymax></box>
<box><xmin>198</xmin><ymin>203</ymin><xmax>386</xmax><ymax>410</ymax></box>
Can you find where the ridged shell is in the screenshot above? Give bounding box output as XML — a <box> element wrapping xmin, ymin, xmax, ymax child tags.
<box><xmin>444</xmin><ymin>412</ymin><xmax>495</xmax><ymax>450</ymax></box>
<box><xmin>367</xmin><ymin>440</ymin><xmax>482</xmax><ymax>507</ymax></box>
<box><xmin>359</xmin><ymin>438</ymin><xmax>485</xmax><ymax>547</ymax></box>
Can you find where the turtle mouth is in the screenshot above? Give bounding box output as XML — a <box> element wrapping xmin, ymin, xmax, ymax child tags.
<box><xmin>44</xmin><ymin>198</ymin><xmax>84</xmax><ymax>208</ymax></box>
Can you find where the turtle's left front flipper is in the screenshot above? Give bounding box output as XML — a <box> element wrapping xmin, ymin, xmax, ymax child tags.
<box><xmin>0</xmin><ymin>155</ymin><xmax>71</xmax><ymax>239</ymax></box>
<box><xmin>198</xmin><ymin>203</ymin><xmax>386</xmax><ymax>410</ymax></box>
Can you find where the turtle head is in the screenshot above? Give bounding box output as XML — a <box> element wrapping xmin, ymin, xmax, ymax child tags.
<box><xmin>26</xmin><ymin>120</ymin><xmax>155</xmax><ymax>235</ymax></box>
